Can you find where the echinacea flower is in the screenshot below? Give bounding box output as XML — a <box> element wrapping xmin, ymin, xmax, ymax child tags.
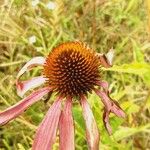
<box><xmin>0</xmin><ymin>42</ymin><xmax>125</xmax><ymax>150</ymax></box>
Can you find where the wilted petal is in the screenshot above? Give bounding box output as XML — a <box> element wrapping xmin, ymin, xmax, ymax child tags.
<box><xmin>17</xmin><ymin>57</ymin><xmax>45</xmax><ymax>79</ymax></box>
<box><xmin>94</xmin><ymin>89</ymin><xmax>125</xmax><ymax>134</ymax></box>
<box><xmin>80</xmin><ymin>95</ymin><xmax>100</xmax><ymax>150</ymax></box>
<box><xmin>16</xmin><ymin>76</ymin><xmax>46</xmax><ymax>97</ymax></box>
<box><xmin>96</xmin><ymin>80</ymin><xmax>109</xmax><ymax>92</ymax></box>
<box><xmin>105</xmin><ymin>49</ymin><xmax>114</xmax><ymax>66</ymax></box>
<box><xmin>95</xmin><ymin>90</ymin><xmax>110</xmax><ymax>108</ymax></box>
<box><xmin>96</xmin><ymin>53</ymin><xmax>110</xmax><ymax>68</ymax></box>
<box><xmin>95</xmin><ymin>89</ymin><xmax>125</xmax><ymax>118</ymax></box>
<box><xmin>96</xmin><ymin>80</ymin><xmax>121</xmax><ymax>114</ymax></box>
<box><xmin>32</xmin><ymin>96</ymin><xmax>63</xmax><ymax>150</ymax></box>
<box><xmin>0</xmin><ymin>87</ymin><xmax>51</xmax><ymax>125</ymax></box>
<box><xmin>59</xmin><ymin>98</ymin><xmax>74</xmax><ymax>150</ymax></box>
<box><xmin>96</xmin><ymin>49</ymin><xmax>114</xmax><ymax>68</ymax></box>
<box><xmin>110</xmin><ymin>99</ymin><xmax>126</xmax><ymax>118</ymax></box>
<box><xmin>103</xmin><ymin>110</ymin><xmax>112</xmax><ymax>135</ymax></box>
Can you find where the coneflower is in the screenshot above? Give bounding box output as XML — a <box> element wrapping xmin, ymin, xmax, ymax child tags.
<box><xmin>0</xmin><ymin>41</ymin><xmax>125</xmax><ymax>150</ymax></box>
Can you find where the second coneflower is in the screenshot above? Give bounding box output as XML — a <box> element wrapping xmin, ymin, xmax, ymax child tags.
<box><xmin>0</xmin><ymin>42</ymin><xmax>125</xmax><ymax>150</ymax></box>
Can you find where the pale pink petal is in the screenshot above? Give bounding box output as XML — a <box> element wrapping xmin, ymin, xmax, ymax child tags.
<box><xmin>32</xmin><ymin>96</ymin><xmax>63</xmax><ymax>150</ymax></box>
<box><xmin>94</xmin><ymin>89</ymin><xmax>125</xmax><ymax>134</ymax></box>
<box><xmin>16</xmin><ymin>76</ymin><xmax>46</xmax><ymax>97</ymax></box>
<box><xmin>17</xmin><ymin>57</ymin><xmax>45</xmax><ymax>79</ymax></box>
<box><xmin>59</xmin><ymin>98</ymin><xmax>74</xmax><ymax>150</ymax></box>
<box><xmin>80</xmin><ymin>95</ymin><xmax>100</xmax><ymax>150</ymax></box>
<box><xmin>0</xmin><ymin>87</ymin><xmax>51</xmax><ymax>125</ymax></box>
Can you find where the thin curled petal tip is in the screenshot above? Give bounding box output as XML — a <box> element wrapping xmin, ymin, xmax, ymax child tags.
<box><xmin>16</xmin><ymin>76</ymin><xmax>46</xmax><ymax>97</ymax></box>
<box><xmin>17</xmin><ymin>56</ymin><xmax>45</xmax><ymax>79</ymax></box>
<box><xmin>103</xmin><ymin>110</ymin><xmax>112</xmax><ymax>135</ymax></box>
<box><xmin>110</xmin><ymin>99</ymin><xmax>126</xmax><ymax>118</ymax></box>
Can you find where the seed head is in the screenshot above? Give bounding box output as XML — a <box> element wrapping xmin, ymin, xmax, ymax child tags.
<box><xmin>44</xmin><ymin>42</ymin><xmax>100</xmax><ymax>97</ymax></box>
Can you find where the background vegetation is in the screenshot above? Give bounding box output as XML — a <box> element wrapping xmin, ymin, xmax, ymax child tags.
<box><xmin>0</xmin><ymin>0</ymin><xmax>150</xmax><ymax>149</ymax></box>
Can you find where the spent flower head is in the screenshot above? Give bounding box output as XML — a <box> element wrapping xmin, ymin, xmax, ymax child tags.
<box><xmin>0</xmin><ymin>41</ymin><xmax>125</xmax><ymax>150</ymax></box>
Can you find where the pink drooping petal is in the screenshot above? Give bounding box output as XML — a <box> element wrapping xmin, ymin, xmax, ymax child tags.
<box><xmin>16</xmin><ymin>76</ymin><xmax>46</xmax><ymax>97</ymax></box>
<box><xmin>80</xmin><ymin>95</ymin><xmax>100</xmax><ymax>150</ymax></box>
<box><xmin>32</xmin><ymin>96</ymin><xmax>63</xmax><ymax>150</ymax></box>
<box><xmin>0</xmin><ymin>87</ymin><xmax>51</xmax><ymax>126</ymax></box>
<box><xmin>59</xmin><ymin>98</ymin><xmax>74</xmax><ymax>150</ymax></box>
<box><xmin>17</xmin><ymin>57</ymin><xmax>45</xmax><ymax>79</ymax></box>
<box><xmin>94</xmin><ymin>89</ymin><xmax>125</xmax><ymax>134</ymax></box>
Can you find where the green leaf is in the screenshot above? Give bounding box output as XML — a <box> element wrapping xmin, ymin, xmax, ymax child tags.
<box><xmin>113</xmin><ymin>127</ymin><xmax>138</xmax><ymax>141</ymax></box>
<box><xmin>103</xmin><ymin>63</ymin><xmax>149</xmax><ymax>75</ymax></box>
<box><xmin>122</xmin><ymin>101</ymin><xmax>140</xmax><ymax>114</ymax></box>
<box><xmin>113</xmin><ymin>123</ymin><xmax>150</xmax><ymax>141</ymax></box>
<box><xmin>103</xmin><ymin>62</ymin><xmax>150</xmax><ymax>87</ymax></box>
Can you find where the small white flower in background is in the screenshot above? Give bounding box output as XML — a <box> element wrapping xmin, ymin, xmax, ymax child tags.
<box><xmin>31</xmin><ymin>0</ymin><xmax>40</xmax><ymax>7</ymax></box>
<box><xmin>46</xmin><ymin>1</ymin><xmax>56</xmax><ymax>10</ymax></box>
<box><xmin>29</xmin><ymin>36</ymin><xmax>36</xmax><ymax>44</ymax></box>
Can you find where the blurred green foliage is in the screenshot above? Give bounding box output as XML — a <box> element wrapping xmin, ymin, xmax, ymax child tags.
<box><xmin>0</xmin><ymin>0</ymin><xmax>150</xmax><ymax>149</ymax></box>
